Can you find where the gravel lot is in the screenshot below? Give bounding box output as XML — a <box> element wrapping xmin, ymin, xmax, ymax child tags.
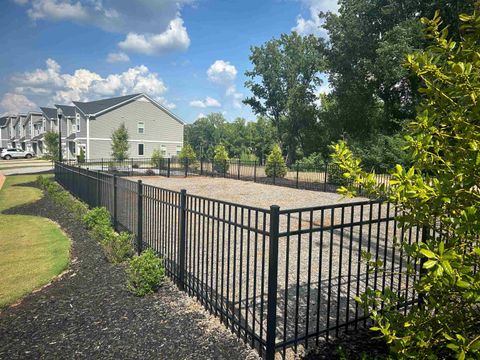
<box><xmin>117</xmin><ymin>175</ymin><xmax>419</xmax><ymax>354</ymax></box>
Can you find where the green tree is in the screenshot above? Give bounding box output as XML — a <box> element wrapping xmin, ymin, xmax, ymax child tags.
<box><xmin>43</xmin><ymin>130</ymin><xmax>59</xmax><ymax>160</ymax></box>
<box><xmin>178</xmin><ymin>144</ymin><xmax>197</xmax><ymax>162</ymax></box>
<box><xmin>213</xmin><ymin>144</ymin><xmax>229</xmax><ymax>174</ymax></box>
<box><xmin>332</xmin><ymin>10</ymin><xmax>480</xmax><ymax>358</ymax></box>
<box><xmin>78</xmin><ymin>147</ymin><xmax>85</xmax><ymax>164</ymax></box>
<box><xmin>111</xmin><ymin>123</ymin><xmax>129</xmax><ymax>161</ymax></box>
<box><xmin>150</xmin><ymin>149</ymin><xmax>163</xmax><ymax>168</ymax></box>
<box><xmin>244</xmin><ymin>32</ymin><xmax>325</xmax><ymax>163</ymax></box>
<box><xmin>265</xmin><ymin>144</ymin><xmax>287</xmax><ymax>178</ymax></box>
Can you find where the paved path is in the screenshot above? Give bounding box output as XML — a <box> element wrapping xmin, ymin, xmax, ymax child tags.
<box><xmin>0</xmin><ymin>159</ymin><xmax>53</xmax><ymax>176</ymax></box>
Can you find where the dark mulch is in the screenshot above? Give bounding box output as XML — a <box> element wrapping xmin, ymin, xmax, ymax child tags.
<box><xmin>0</xmin><ymin>183</ymin><xmax>257</xmax><ymax>359</ymax></box>
<box><xmin>302</xmin><ymin>328</ymin><xmax>390</xmax><ymax>360</ymax></box>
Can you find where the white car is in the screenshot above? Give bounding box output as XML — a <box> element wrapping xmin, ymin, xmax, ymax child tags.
<box><xmin>1</xmin><ymin>148</ymin><xmax>35</xmax><ymax>160</ymax></box>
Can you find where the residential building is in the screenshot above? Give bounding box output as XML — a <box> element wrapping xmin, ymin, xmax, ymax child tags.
<box><xmin>72</xmin><ymin>93</ymin><xmax>185</xmax><ymax>160</ymax></box>
<box><xmin>20</xmin><ymin>111</ymin><xmax>42</xmax><ymax>152</ymax></box>
<box><xmin>54</xmin><ymin>104</ymin><xmax>76</xmax><ymax>160</ymax></box>
<box><xmin>0</xmin><ymin>116</ymin><xmax>9</xmax><ymax>148</ymax></box>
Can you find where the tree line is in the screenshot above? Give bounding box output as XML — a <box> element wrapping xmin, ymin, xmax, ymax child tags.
<box><xmin>186</xmin><ymin>0</ymin><xmax>475</xmax><ymax>171</ymax></box>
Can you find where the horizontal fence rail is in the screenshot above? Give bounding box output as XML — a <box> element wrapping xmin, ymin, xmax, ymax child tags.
<box><xmin>66</xmin><ymin>157</ymin><xmax>390</xmax><ymax>196</ymax></box>
<box><xmin>55</xmin><ymin>162</ymin><xmax>419</xmax><ymax>359</ymax></box>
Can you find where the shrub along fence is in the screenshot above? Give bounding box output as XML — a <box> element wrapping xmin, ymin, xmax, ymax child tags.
<box><xmin>55</xmin><ymin>161</ymin><xmax>421</xmax><ymax>359</ymax></box>
<box><xmin>67</xmin><ymin>157</ymin><xmax>390</xmax><ymax>194</ymax></box>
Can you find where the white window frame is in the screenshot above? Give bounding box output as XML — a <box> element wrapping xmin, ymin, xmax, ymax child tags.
<box><xmin>160</xmin><ymin>145</ymin><xmax>167</xmax><ymax>156</ymax></box>
<box><xmin>75</xmin><ymin>114</ymin><xmax>80</xmax><ymax>133</ymax></box>
<box><xmin>138</xmin><ymin>143</ymin><xmax>145</xmax><ymax>156</ymax></box>
<box><xmin>176</xmin><ymin>145</ymin><xmax>182</xmax><ymax>156</ymax></box>
<box><xmin>42</xmin><ymin>118</ymin><xmax>46</xmax><ymax>132</ymax></box>
<box><xmin>137</xmin><ymin>121</ymin><xmax>145</xmax><ymax>134</ymax></box>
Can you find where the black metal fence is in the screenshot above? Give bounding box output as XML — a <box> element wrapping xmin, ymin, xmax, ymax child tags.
<box><xmin>67</xmin><ymin>157</ymin><xmax>390</xmax><ymax>195</ymax></box>
<box><xmin>55</xmin><ymin>162</ymin><xmax>420</xmax><ymax>359</ymax></box>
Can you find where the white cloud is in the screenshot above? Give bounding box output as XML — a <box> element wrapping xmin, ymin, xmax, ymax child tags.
<box><xmin>9</xmin><ymin>58</ymin><xmax>174</xmax><ymax>109</ymax></box>
<box><xmin>196</xmin><ymin>112</ymin><xmax>206</xmax><ymax>119</ymax></box>
<box><xmin>226</xmin><ymin>86</ymin><xmax>243</xmax><ymax>109</ymax></box>
<box><xmin>207</xmin><ymin>60</ymin><xmax>237</xmax><ymax>85</ymax></box>
<box><xmin>15</xmin><ymin>1</ymin><xmax>194</xmax><ymax>56</ymax></box>
<box><xmin>292</xmin><ymin>0</ymin><xmax>339</xmax><ymax>37</ymax></box>
<box><xmin>0</xmin><ymin>93</ymin><xmax>37</xmax><ymax>115</ymax></box>
<box><xmin>106</xmin><ymin>51</ymin><xmax>130</xmax><ymax>63</ymax></box>
<box><xmin>189</xmin><ymin>96</ymin><xmax>221</xmax><ymax>108</ymax></box>
<box><xmin>118</xmin><ymin>17</ymin><xmax>190</xmax><ymax>55</ymax></box>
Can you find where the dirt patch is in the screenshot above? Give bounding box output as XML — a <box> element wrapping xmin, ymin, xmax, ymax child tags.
<box><xmin>129</xmin><ymin>176</ymin><xmax>366</xmax><ymax>210</ymax></box>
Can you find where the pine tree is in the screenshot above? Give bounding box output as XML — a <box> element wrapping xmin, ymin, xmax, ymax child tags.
<box><xmin>265</xmin><ymin>144</ymin><xmax>287</xmax><ymax>178</ymax></box>
<box><xmin>111</xmin><ymin>123</ymin><xmax>130</xmax><ymax>161</ymax></box>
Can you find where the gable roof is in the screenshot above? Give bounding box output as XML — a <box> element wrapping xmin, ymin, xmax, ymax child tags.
<box><xmin>55</xmin><ymin>104</ymin><xmax>76</xmax><ymax>117</ymax></box>
<box><xmin>73</xmin><ymin>93</ymin><xmax>141</xmax><ymax>116</ymax></box>
<box><xmin>40</xmin><ymin>107</ymin><xmax>57</xmax><ymax>120</ymax></box>
<box><xmin>0</xmin><ymin>116</ymin><xmax>8</xmax><ymax>127</ymax></box>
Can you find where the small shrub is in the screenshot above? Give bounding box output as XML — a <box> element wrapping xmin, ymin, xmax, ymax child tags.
<box><xmin>91</xmin><ymin>224</ymin><xmax>114</xmax><ymax>243</ymax></box>
<box><xmin>101</xmin><ymin>232</ymin><xmax>134</xmax><ymax>263</ymax></box>
<box><xmin>295</xmin><ymin>152</ymin><xmax>325</xmax><ymax>170</ymax></box>
<box><xmin>132</xmin><ymin>163</ymin><xmax>140</xmax><ymax>169</ymax></box>
<box><xmin>178</xmin><ymin>144</ymin><xmax>197</xmax><ymax>162</ymax></box>
<box><xmin>265</xmin><ymin>144</ymin><xmax>287</xmax><ymax>178</ymax></box>
<box><xmin>213</xmin><ymin>144</ymin><xmax>229</xmax><ymax>174</ymax></box>
<box><xmin>83</xmin><ymin>207</ymin><xmax>111</xmax><ymax>230</ymax></box>
<box><xmin>127</xmin><ymin>249</ymin><xmax>165</xmax><ymax>296</ymax></box>
<box><xmin>78</xmin><ymin>147</ymin><xmax>85</xmax><ymax>164</ymax></box>
<box><xmin>328</xmin><ymin>163</ymin><xmax>351</xmax><ymax>186</ymax></box>
<box><xmin>145</xmin><ymin>169</ymin><xmax>155</xmax><ymax>176</ymax></box>
<box><xmin>150</xmin><ymin>149</ymin><xmax>163</xmax><ymax>168</ymax></box>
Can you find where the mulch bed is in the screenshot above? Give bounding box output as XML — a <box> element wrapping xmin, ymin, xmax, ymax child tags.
<box><xmin>0</xmin><ymin>182</ymin><xmax>258</xmax><ymax>359</ymax></box>
<box><xmin>302</xmin><ymin>328</ymin><xmax>389</xmax><ymax>360</ymax></box>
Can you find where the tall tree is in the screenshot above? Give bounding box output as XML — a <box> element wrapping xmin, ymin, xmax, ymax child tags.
<box><xmin>244</xmin><ymin>32</ymin><xmax>325</xmax><ymax>163</ymax></box>
<box><xmin>111</xmin><ymin>123</ymin><xmax>129</xmax><ymax>161</ymax></box>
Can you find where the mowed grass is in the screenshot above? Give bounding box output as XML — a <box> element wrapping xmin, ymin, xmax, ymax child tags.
<box><xmin>0</xmin><ymin>174</ymin><xmax>70</xmax><ymax>308</ymax></box>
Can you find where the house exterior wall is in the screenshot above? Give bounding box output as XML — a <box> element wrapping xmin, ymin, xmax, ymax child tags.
<box><xmin>0</xmin><ymin>126</ymin><xmax>9</xmax><ymax>148</ymax></box>
<box><xmin>86</xmin><ymin>96</ymin><xmax>184</xmax><ymax>159</ymax></box>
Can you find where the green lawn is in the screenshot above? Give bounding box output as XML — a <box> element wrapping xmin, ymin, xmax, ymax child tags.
<box><xmin>0</xmin><ymin>174</ymin><xmax>70</xmax><ymax>308</ymax></box>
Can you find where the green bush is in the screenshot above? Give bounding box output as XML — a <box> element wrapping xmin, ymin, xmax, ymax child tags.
<box><xmin>83</xmin><ymin>207</ymin><xmax>111</xmax><ymax>230</ymax></box>
<box><xmin>328</xmin><ymin>163</ymin><xmax>351</xmax><ymax>186</ymax></box>
<box><xmin>178</xmin><ymin>144</ymin><xmax>197</xmax><ymax>162</ymax></box>
<box><xmin>90</xmin><ymin>224</ymin><xmax>114</xmax><ymax>243</ymax></box>
<box><xmin>101</xmin><ymin>231</ymin><xmax>133</xmax><ymax>264</ymax></box>
<box><xmin>295</xmin><ymin>152</ymin><xmax>325</xmax><ymax>170</ymax></box>
<box><xmin>127</xmin><ymin>249</ymin><xmax>165</xmax><ymax>296</ymax></box>
<box><xmin>265</xmin><ymin>144</ymin><xmax>287</xmax><ymax>178</ymax></box>
<box><xmin>78</xmin><ymin>147</ymin><xmax>85</xmax><ymax>164</ymax></box>
<box><xmin>150</xmin><ymin>149</ymin><xmax>163</xmax><ymax>168</ymax></box>
<box><xmin>213</xmin><ymin>144</ymin><xmax>229</xmax><ymax>174</ymax></box>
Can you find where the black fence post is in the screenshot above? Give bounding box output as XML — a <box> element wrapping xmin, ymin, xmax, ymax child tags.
<box><xmin>254</xmin><ymin>160</ymin><xmax>257</xmax><ymax>182</ymax></box>
<box><xmin>158</xmin><ymin>159</ymin><xmax>161</xmax><ymax>176</ymax></box>
<box><xmin>266</xmin><ymin>205</ymin><xmax>280</xmax><ymax>360</ymax></box>
<box><xmin>178</xmin><ymin>189</ymin><xmax>187</xmax><ymax>290</ymax></box>
<box><xmin>296</xmin><ymin>163</ymin><xmax>299</xmax><ymax>189</ymax></box>
<box><xmin>167</xmin><ymin>158</ymin><xmax>171</xmax><ymax>178</ymax></box>
<box><xmin>101</xmin><ymin>158</ymin><xmax>104</xmax><ymax>172</ymax></box>
<box><xmin>136</xmin><ymin>180</ymin><xmax>143</xmax><ymax>255</ymax></box>
<box><xmin>184</xmin><ymin>158</ymin><xmax>188</xmax><ymax>177</ymax></box>
<box><xmin>324</xmin><ymin>162</ymin><xmax>328</xmax><ymax>192</ymax></box>
<box><xmin>418</xmin><ymin>225</ymin><xmax>430</xmax><ymax>306</ymax></box>
<box><xmin>96</xmin><ymin>170</ymin><xmax>101</xmax><ymax>207</ymax></box>
<box><xmin>113</xmin><ymin>174</ymin><xmax>117</xmax><ymax>231</ymax></box>
<box><xmin>223</xmin><ymin>160</ymin><xmax>227</xmax><ymax>178</ymax></box>
<box><xmin>237</xmin><ymin>159</ymin><xmax>241</xmax><ymax>180</ymax></box>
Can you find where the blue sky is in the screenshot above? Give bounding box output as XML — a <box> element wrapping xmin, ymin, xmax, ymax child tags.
<box><xmin>0</xmin><ymin>0</ymin><xmax>337</xmax><ymax>122</ymax></box>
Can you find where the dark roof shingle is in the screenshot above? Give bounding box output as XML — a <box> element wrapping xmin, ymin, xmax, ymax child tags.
<box><xmin>55</xmin><ymin>104</ymin><xmax>76</xmax><ymax>117</ymax></box>
<box><xmin>73</xmin><ymin>93</ymin><xmax>141</xmax><ymax>115</ymax></box>
<box><xmin>40</xmin><ymin>107</ymin><xmax>58</xmax><ymax>119</ymax></box>
<box><xmin>0</xmin><ymin>116</ymin><xmax>8</xmax><ymax>127</ymax></box>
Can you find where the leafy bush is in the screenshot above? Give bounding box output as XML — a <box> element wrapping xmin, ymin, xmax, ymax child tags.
<box><xmin>127</xmin><ymin>249</ymin><xmax>165</xmax><ymax>296</ymax></box>
<box><xmin>132</xmin><ymin>163</ymin><xmax>139</xmax><ymax>169</ymax></box>
<box><xmin>265</xmin><ymin>144</ymin><xmax>287</xmax><ymax>178</ymax></box>
<box><xmin>83</xmin><ymin>207</ymin><xmax>111</xmax><ymax>230</ymax></box>
<box><xmin>213</xmin><ymin>144</ymin><xmax>229</xmax><ymax>174</ymax></box>
<box><xmin>145</xmin><ymin>169</ymin><xmax>155</xmax><ymax>176</ymax></box>
<box><xmin>43</xmin><ymin>131</ymin><xmax>59</xmax><ymax>160</ymax></box>
<box><xmin>295</xmin><ymin>152</ymin><xmax>325</xmax><ymax>170</ymax></box>
<box><xmin>111</xmin><ymin>123</ymin><xmax>129</xmax><ymax>161</ymax></box>
<box><xmin>78</xmin><ymin>147</ymin><xmax>85</xmax><ymax>164</ymax></box>
<box><xmin>240</xmin><ymin>150</ymin><xmax>258</xmax><ymax>162</ymax></box>
<box><xmin>178</xmin><ymin>144</ymin><xmax>197</xmax><ymax>162</ymax></box>
<box><xmin>332</xmin><ymin>11</ymin><xmax>480</xmax><ymax>359</ymax></box>
<box><xmin>101</xmin><ymin>231</ymin><xmax>133</xmax><ymax>264</ymax></box>
<box><xmin>150</xmin><ymin>149</ymin><xmax>163</xmax><ymax>168</ymax></box>
<box><xmin>328</xmin><ymin>163</ymin><xmax>351</xmax><ymax>186</ymax></box>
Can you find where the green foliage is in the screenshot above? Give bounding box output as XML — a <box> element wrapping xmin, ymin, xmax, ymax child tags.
<box><xmin>83</xmin><ymin>207</ymin><xmax>111</xmax><ymax>230</ymax></box>
<box><xmin>78</xmin><ymin>147</ymin><xmax>85</xmax><ymax>163</ymax></box>
<box><xmin>43</xmin><ymin>131</ymin><xmax>59</xmax><ymax>161</ymax></box>
<box><xmin>111</xmin><ymin>123</ymin><xmax>129</xmax><ymax>161</ymax></box>
<box><xmin>127</xmin><ymin>249</ymin><xmax>165</xmax><ymax>296</ymax></box>
<box><xmin>213</xmin><ymin>144</ymin><xmax>229</xmax><ymax>174</ymax></box>
<box><xmin>244</xmin><ymin>33</ymin><xmax>325</xmax><ymax>163</ymax></box>
<box><xmin>295</xmin><ymin>152</ymin><xmax>325</xmax><ymax>170</ymax></box>
<box><xmin>332</xmin><ymin>10</ymin><xmax>480</xmax><ymax>359</ymax></box>
<box><xmin>37</xmin><ymin>176</ymin><xmax>88</xmax><ymax>219</ymax></box>
<box><xmin>150</xmin><ymin>149</ymin><xmax>163</xmax><ymax>168</ymax></box>
<box><xmin>265</xmin><ymin>144</ymin><xmax>287</xmax><ymax>178</ymax></box>
<box><xmin>101</xmin><ymin>231</ymin><xmax>133</xmax><ymax>264</ymax></box>
<box><xmin>239</xmin><ymin>150</ymin><xmax>258</xmax><ymax>162</ymax></box>
<box><xmin>178</xmin><ymin>144</ymin><xmax>197</xmax><ymax>162</ymax></box>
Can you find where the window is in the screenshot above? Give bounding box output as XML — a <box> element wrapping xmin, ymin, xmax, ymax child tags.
<box><xmin>138</xmin><ymin>143</ymin><xmax>144</xmax><ymax>156</ymax></box>
<box><xmin>137</xmin><ymin>121</ymin><xmax>145</xmax><ymax>134</ymax></box>
<box><xmin>160</xmin><ymin>145</ymin><xmax>167</xmax><ymax>156</ymax></box>
<box><xmin>42</xmin><ymin>118</ymin><xmax>46</xmax><ymax>132</ymax></box>
<box><xmin>176</xmin><ymin>145</ymin><xmax>182</xmax><ymax>156</ymax></box>
<box><xmin>75</xmin><ymin>114</ymin><xmax>80</xmax><ymax>132</ymax></box>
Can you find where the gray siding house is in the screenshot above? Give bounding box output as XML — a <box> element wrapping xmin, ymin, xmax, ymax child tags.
<box><xmin>72</xmin><ymin>93</ymin><xmax>184</xmax><ymax>160</ymax></box>
<box><xmin>0</xmin><ymin>116</ymin><xmax>9</xmax><ymax>148</ymax></box>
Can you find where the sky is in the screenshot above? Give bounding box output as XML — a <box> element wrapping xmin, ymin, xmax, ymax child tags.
<box><xmin>0</xmin><ymin>0</ymin><xmax>338</xmax><ymax>123</ymax></box>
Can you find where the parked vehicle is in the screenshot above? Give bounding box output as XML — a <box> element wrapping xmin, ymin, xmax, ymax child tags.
<box><xmin>0</xmin><ymin>148</ymin><xmax>35</xmax><ymax>160</ymax></box>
